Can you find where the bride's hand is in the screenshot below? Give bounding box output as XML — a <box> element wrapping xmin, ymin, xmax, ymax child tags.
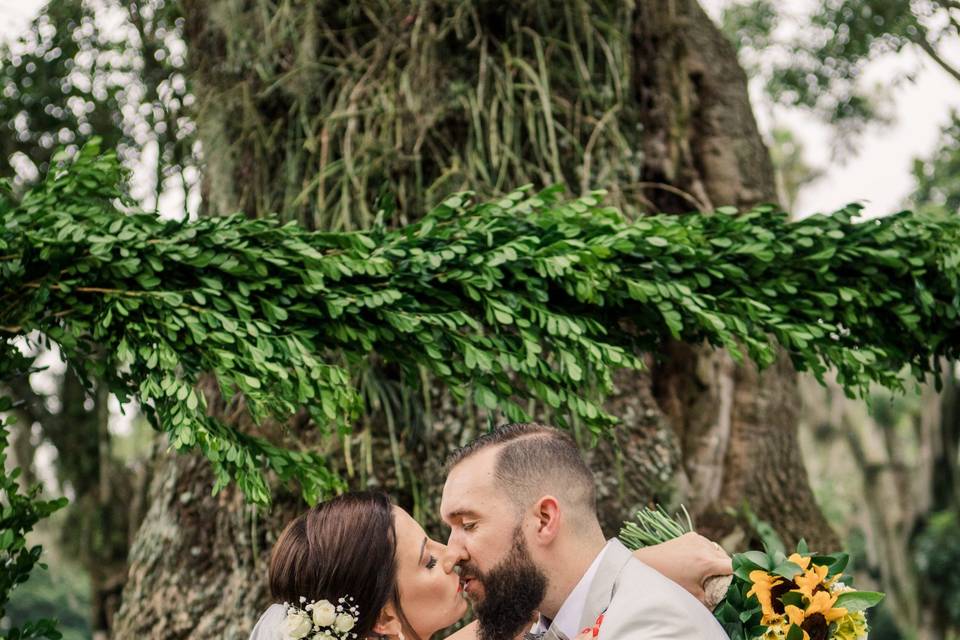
<box><xmin>631</xmin><ymin>532</ymin><xmax>732</xmax><ymax>608</ymax></box>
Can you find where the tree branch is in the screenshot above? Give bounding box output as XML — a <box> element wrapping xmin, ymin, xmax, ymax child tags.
<box><xmin>912</xmin><ymin>33</ymin><xmax>960</xmax><ymax>85</ymax></box>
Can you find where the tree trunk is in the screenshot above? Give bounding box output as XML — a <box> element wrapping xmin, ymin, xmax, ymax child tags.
<box><xmin>633</xmin><ymin>0</ymin><xmax>837</xmax><ymax>550</ymax></box>
<box><xmin>114</xmin><ymin>2</ymin><xmax>835</xmax><ymax>636</ymax></box>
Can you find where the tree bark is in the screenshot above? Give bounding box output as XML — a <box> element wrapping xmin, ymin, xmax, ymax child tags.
<box><xmin>633</xmin><ymin>0</ymin><xmax>837</xmax><ymax>549</ymax></box>
<box><xmin>113</xmin><ymin>2</ymin><xmax>836</xmax><ymax>636</ymax></box>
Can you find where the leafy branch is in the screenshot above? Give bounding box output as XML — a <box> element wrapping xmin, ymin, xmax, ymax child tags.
<box><xmin>2</xmin><ymin>140</ymin><xmax>959</xmax><ymax>505</ymax></box>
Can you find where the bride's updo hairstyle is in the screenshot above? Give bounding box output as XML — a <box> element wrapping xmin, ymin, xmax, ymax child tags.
<box><xmin>269</xmin><ymin>491</ymin><xmax>399</xmax><ymax>638</ymax></box>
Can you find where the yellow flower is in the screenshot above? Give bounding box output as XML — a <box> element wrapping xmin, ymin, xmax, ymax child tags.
<box><xmin>787</xmin><ymin>553</ymin><xmax>812</xmax><ymax>571</ymax></box>
<box><xmin>808</xmin><ymin>590</ymin><xmax>848</xmax><ymax>623</ymax></box>
<box><xmin>747</xmin><ymin>570</ymin><xmax>785</xmax><ymax>625</ymax></box>
<box><xmin>784</xmin><ymin>591</ymin><xmax>849</xmax><ymax>640</ymax></box>
<box><xmin>793</xmin><ymin>562</ymin><xmax>830</xmax><ymax>599</ymax></box>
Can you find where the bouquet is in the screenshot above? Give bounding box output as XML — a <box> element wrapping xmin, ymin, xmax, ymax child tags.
<box><xmin>620</xmin><ymin>507</ymin><xmax>884</xmax><ymax>640</ymax></box>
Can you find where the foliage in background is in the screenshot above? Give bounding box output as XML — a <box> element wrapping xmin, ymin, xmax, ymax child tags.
<box><xmin>2</xmin><ymin>141</ymin><xmax>960</xmax><ymax>507</ymax></box>
<box><xmin>915</xmin><ymin>511</ymin><xmax>960</xmax><ymax>628</ymax></box>
<box><xmin>720</xmin><ymin>1</ymin><xmax>960</xmax><ymax>636</ymax></box>
<box><xmin>797</xmin><ymin>367</ymin><xmax>960</xmax><ymax>637</ymax></box>
<box><xmin>0</xmin><ymin>4</ymin><xmax>196</xmax><ymax>630</ymax></box>
<box><xmin>2</xmin><ymin>564</ymin><xmax>90</xmax><ymax>640</ymax></box>
<box><xmin>912</xmin><ymin>110</ymin><xmax>960</xmax><ymax>215</ymax></box>
<box><xmin>721</xmin><ymin>0</ymin><xmax>960</xmax><ymax>144</ymax></box>
<box><xmin>914</xmin><ymin>510</ymin><xmax>960</xmax><ymax>629</ymax></box>
<box><xmin>0</xmin><ymin>0</ymin><xmax>196</xmax><ymax>209</ymax></box>
<box><xmin>767</xmin><ymin>127</ymin><xmax>825</xmax><ymax>211</ymax></box>
<box><xmin>0</xmin><ymin>372</ymin><xmax>69</xmax><ymax>638</ymax></box>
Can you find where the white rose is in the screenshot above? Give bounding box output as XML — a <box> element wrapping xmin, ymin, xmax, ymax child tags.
<box><xmin>282</xmin><ymin>612</ymin><xmax>313</xmax><ymax>639</ymax></box>
<box><xmin>333</xmin><ymin>613</ymin><xmax>356</xmax><ymax>633</ymax></box>
<box><xmin>314</xmin><ymin>633</ymin><xmax>335</xmax><ymax>640</ymax></box>
<box><xmin>311</xmin><ymin>599</ymin><xmax>337</xmax><ymax>627</ymax></box>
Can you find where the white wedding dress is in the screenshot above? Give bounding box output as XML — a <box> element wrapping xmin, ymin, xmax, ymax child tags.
<box><xmin>250</xmin><ymin>603</ymin><xmax>286</xmax><ymax>639</ymax></box>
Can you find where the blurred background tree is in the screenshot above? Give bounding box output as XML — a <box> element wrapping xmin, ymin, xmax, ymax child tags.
<box><xmin>717</xmin><ymin>0</ymin><xmax>960</xmax><ymax>637</ymax></box>
<box><xmin>0</xmin><ymin>1</ymin><xmax>195</xmax><ymax>636</ymax></box>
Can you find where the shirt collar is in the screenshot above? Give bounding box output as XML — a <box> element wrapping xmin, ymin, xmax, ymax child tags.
<box><xmin>532</xmin><ymin>541</ymin><xmax>612</xmax><ymax>639</ymax></box>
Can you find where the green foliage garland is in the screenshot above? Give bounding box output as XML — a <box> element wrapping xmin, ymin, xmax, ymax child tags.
<box><xmin>2</xmin><ymin>141</ymin><xmax>959</xmax><ymax>505</ymax></box>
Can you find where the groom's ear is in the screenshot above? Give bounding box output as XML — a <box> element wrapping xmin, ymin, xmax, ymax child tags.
<box><xmin>532</xmin><ymin>495</ymin><xmax>561</xmax><ymax>542</ymax></box>
<box><xmin>372</xmin><ymin>601</ymin><xmax>403</xmax><ymax>638</ymax></box>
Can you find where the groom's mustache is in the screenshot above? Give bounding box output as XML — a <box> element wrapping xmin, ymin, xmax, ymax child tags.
<box><xmin>457</xmin><ymin>559</ymin><xmax>490</xmax><ymax>581</ymax></box>
<box><xmin>456</xmin><ymin>561</ymin><xmax>486</xmax><ymax>598</ymax></box>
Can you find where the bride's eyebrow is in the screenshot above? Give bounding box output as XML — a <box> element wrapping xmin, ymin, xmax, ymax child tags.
<box><xmin>418</xmin><ymin>536</ymin><xmax>428</xmax><ymax>565</ymax></box>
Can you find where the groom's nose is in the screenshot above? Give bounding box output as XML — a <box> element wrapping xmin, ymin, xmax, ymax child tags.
<box><xmin>439</xmin><ymin>545</ymin><xmax>462</xmax><ymax>574</ymax></box>
<box><xmin>441</xmin><ymin>539</ymin><xmax>468</xmax><ymax>572</ymax></box>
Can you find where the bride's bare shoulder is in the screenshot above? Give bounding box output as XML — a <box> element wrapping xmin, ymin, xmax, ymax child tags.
<box><xmin>445</xmin><ymin>621</ymin><xmax>479</xmax><ymax>640</ymax></box>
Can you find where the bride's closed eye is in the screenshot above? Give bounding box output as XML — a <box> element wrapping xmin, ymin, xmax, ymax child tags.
<box><xmin>425</xmin><ymin>555</ymin><xmax>438</xmax><ymax>569</ymax></box>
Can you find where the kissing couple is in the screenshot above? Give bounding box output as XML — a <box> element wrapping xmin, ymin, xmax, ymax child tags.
<box><xmin>251</xmin><ymin>422</ymin><xmax>732</xmax><ymax>640</ymax></box>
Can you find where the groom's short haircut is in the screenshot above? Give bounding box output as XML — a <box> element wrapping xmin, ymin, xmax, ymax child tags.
<box><xmin>447</xmin><ymin>422</ymin><xmax>597</xmax><ymax>524</ymax></box>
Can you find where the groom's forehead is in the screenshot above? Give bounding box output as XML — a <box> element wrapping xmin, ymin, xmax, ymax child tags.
<box><xmin>441</xmin><ymin>450</ymin><xmax>502</xmax><ymax>513</ymax></box>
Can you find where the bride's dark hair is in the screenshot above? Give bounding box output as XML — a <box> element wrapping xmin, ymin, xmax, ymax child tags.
<box><xmin>269</xmin><ymin>491</ymin><xmax>401</xmax><ymax>638</ymax></box>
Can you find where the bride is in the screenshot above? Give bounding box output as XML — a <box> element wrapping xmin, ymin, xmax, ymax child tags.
<box><xmin>250</xmin><ymin>491</ymin><xmax>730</xmax><ymax>640</ymax></box>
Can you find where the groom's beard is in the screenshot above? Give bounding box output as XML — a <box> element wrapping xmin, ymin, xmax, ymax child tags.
<box><xmin>466</xmin><ymin>528</ymin><xmax>547</xmax><ymax>640</ymax></box>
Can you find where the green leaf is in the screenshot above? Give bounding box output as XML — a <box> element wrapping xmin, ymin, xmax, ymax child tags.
<box><xmin>739</xmin><ymin>550</ymin><xmax>772</xmax><ymax>571</ymax></box>
<box><xmin>772</xmin><ymin>560</ymin><xmax>804</xmax><ymax>580</ymax></box>
<box><xmin>834</xmin><ymin>590</ymin><xmax>885</xmax><ymax>612</ymax></box>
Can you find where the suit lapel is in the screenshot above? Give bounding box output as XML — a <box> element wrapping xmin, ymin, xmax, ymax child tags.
<box><xmin>576</xmin><ymin>540</ymin><xmax>633</xmax><ymax>632</ymax></box>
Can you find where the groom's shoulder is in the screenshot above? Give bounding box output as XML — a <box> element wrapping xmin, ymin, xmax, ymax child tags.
<box><xmin>602</xmin><ymin>554</ymin><xmax>726</xmax><ymax>638</ymax></box>
<box><xmin>614</xmin><ymin>553</ymin><xmax>697</xmax><ymax>607</ymax></box>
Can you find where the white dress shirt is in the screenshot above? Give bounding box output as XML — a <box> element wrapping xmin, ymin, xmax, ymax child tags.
<box><xmin>530</xmin><ymin>541</ymin><xmax>612</xmax><ymax>639</ymax></box>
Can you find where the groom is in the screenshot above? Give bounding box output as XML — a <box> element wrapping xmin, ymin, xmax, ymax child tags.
<box><xmin>441</xmin><ymin>422</ymin><xmax>728</xmax><ymax>640</ymax></box>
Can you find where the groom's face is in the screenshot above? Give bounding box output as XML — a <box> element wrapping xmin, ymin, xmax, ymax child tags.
<box><xmin>440</xmin><ymin>446</ymin><xmax>536</xmax><ymax>603</ymax></box>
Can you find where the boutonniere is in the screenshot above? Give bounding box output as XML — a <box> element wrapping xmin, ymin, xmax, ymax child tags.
<box><xmin>578</xmin><ymin>611</ymin><xmax>605</xmax><ymax>639</ymax></box>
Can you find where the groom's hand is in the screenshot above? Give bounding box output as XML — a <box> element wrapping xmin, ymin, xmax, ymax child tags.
<box><xmin>631</xmin><ymin>532</ymin><xmax>732</xmax><ymax>607</ymax></box>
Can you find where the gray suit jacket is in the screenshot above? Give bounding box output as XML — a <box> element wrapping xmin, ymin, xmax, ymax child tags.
<box><xmin>554</xmin><ymin>540</ymin><xmax>727</xmax><ymax>640</ymax></box>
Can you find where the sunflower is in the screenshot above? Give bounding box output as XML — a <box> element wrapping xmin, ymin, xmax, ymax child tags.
<box><xmin>793</xmin><ymin>561</ymin><xmax>831</xmax><ymax>600</ymax></box>
<box><xmin>783</xmin><ymin>591</ymin><xmax>849</xmax><ymax>640</ymax></box>
<box><xmin>787</xmin><ymin>553</ymin><xmax>813</xmax><ymax>571</ymax></box>
<box><xmin>747</xmin><ymin>571</ymin><xmax>786</xmax><ymax>625</ymax></box>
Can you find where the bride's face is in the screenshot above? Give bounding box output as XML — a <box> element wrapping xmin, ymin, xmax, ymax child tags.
<box><xmin>393</xmin><ymin>506</ymin><xmax>468</xmax><ymax>638</ymax></box>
